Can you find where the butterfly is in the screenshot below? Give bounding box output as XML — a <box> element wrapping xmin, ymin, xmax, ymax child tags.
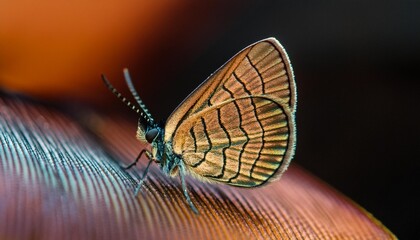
<box><xmin>102</xmin><ymin>38</ymin><xmax>296</xmax><ymax>214</ymax></box>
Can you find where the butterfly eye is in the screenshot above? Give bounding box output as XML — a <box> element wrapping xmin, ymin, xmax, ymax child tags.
<box><xmin>145</xmin><ymin>128</ymin><xmax>159</xmax><ymax>143</ymax></box>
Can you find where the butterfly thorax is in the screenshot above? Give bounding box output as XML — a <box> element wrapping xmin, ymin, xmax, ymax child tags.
<box><xmin>161</xmin><ymin>141</ymin><xmax>181</xmax><ymax>177</ymax></box>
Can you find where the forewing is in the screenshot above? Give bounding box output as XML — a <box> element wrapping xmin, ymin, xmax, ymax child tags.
<box><xmin>164</xmin><ymin>38</ymin><xmax>296</xmax><ymax>143</ymax></box>
<box><xmin>173</xmin><ymin>96</ymin><xmax>295</xmax><ymax>187</ymax></box>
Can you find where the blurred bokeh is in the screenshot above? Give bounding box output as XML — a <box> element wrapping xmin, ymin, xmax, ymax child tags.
<box><xmin>1</xmin><ymin>1</ymin><xmax>418</xmax><ymax>238</ymax></box>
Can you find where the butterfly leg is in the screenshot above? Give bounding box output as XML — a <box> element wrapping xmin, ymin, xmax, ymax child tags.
<box><xmin>124</xmin><ymin>149</ymin><xmax>151</xmax><ymax>170</ymax></box>
<box><xmin>178</xmin><ymin>162</ymin><xmax>199</xmax><ymax>214</ymax></box>
<box><xmin>134</xmin><ymin>157</ymin><xmax>154</xmax><ymax>196</ymax></box>
<box><xmin>122</xmin><ymin>149</ymin><xmax>154</xmax><ymax>196</ymax></box>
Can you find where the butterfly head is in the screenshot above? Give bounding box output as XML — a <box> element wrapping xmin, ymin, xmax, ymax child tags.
<box><xmin>102</xmin><ymin>69</ymin><xmax>164</xmax><ymax>156</ymax></box>
<box><xmin>137</xmin><ymin>119</ymin><xmax>165</xmax><ymax>163</ymax></box>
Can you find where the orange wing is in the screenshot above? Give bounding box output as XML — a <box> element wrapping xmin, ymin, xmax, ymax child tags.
<box><xmin>164</xmin><ymin>38</ymin><xmax>296</xmax><ymax>187</ymax></box>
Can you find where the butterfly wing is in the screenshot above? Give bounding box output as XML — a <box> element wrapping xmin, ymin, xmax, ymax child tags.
<box><xmin>173</xmin><ymin>96</ymin><xmax>294</xmax><ymax>186</ymax></box>
<box><xmin>165</xmin><ymin>38</ymin><xmax>296</xmax><ymax>187</ymax></box>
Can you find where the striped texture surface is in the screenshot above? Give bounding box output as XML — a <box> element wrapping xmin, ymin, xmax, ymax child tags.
<box><xmin>0</xmin><ymin>95</ymin><xmax>396</xmax><ymax>239</ymax></box>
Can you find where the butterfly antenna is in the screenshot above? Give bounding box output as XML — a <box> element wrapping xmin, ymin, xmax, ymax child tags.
<box><xmin>123</xmin><ymin>68</ymin><xmax>155</xmax><ymax>124</ymax></box>
<box><xmin>101</xmin><ymin>74</ymin><xmax>154</xmax><ymax>125</ymax></box>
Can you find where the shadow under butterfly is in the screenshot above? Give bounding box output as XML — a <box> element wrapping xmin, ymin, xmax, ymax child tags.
<box><xmin>102</xmin><ymin>38</ymin><xmax>297</xmax><ymax>214</ymax></box>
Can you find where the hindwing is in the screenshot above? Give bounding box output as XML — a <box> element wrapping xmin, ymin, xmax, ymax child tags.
<box><xmin>174</xmin><ymin>96</ymin><xmax>294</xmax><ymax>186</ymax></box>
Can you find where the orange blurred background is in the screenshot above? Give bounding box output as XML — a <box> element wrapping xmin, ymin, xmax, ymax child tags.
<box><xmin>0</xmin><ymin>1</ymin><xmax>243</xmax><ymax>106</ymax></box>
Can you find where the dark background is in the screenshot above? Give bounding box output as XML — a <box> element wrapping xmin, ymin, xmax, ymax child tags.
<box><xmin>124</xmin><ymin>1</ymin><xmax>419</xmax><ymax>238</ymax></box>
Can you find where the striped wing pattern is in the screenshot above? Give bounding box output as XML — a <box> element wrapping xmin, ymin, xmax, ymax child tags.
<box><xmin>165</xmin><ymin>38</ymin><xmax>296</xmax><ymax>187</ymax></box>
<box><xmin>208</xmin><ymin>40</ymin><xmax>295</xmax><ymax>110</ymax></box>
<box><xmin>181</xmin><ymin>96</ymin><xmax>291</xmax><ymax>186</ymax></box>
